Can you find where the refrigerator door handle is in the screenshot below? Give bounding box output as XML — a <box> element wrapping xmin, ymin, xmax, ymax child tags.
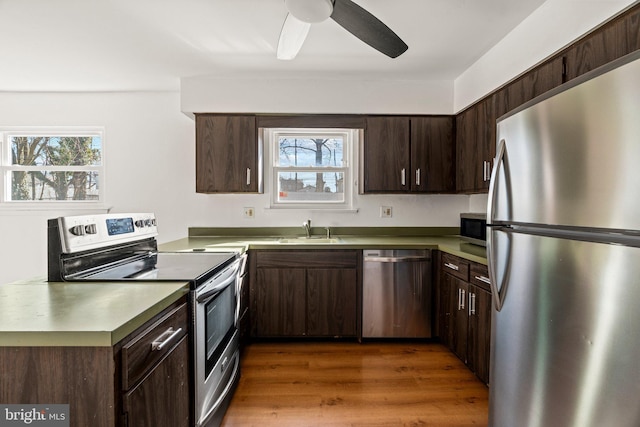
<box><xmin>487</xmin><ymin>138</ymin><xmax>512</xmax><ymax>312</ymax></box>
<box><xmin>487</xmin><ymin>226</ymin><xmax>513</xmax><ymax>312</ymax></box>
<box><xmin>487</xmin><ymin>138</ymin><xmax>506</xmax><ymax>224</ymax></box>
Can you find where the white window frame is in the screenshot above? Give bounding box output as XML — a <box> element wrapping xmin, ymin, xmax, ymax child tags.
<box><xmin>0</xmin><ymin>126</ymin><xmax>106</xmax><ymax>209</ymax></box>
<box><xmin>264</xmin><ymin>127</ymin><xmax>359</xmax><ymax>210</ymax></box>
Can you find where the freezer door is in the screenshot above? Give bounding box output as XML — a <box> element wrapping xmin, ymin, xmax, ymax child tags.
<box><xmin>489</xmin><ymin>229</ymin><xmax>640</xmax><ymax>427</ymax></box>
<box><xmin>491</xmin><ymin>53</ymin><xmax>640</xmax><ymax>231</ymax></box>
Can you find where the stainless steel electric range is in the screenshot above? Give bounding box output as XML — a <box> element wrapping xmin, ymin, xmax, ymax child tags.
<box><xmin>47</xmin><ymin>213</ymin><xmax>244</xmax><ymax>427</ymax></box>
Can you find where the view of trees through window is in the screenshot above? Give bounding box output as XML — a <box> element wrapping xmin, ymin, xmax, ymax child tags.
<box><xmin>9</xmin><ymin>135</ymin><xmax>102</xmax><ymax>201</ymax></box>
<box><xmin>277</xmin><ymin>136</ymin><xmax>345</xmax><ymax>202</ymax></box>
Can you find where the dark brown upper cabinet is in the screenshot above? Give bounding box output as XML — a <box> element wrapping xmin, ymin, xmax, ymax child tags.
<box><xmin>196</xmin><ymin>114</ymin><xmax>261</xmax><ymax>193</ymax></box>
<box><xmin>411</xmin><ymin>116</ymin><xmax>455</xmax><ymax>193</ymax></box>
<box><xmin>362</xmin><ymin>116</ymin><xmax>454</xmax><ymax>194</ymax></box>
<box><xmin>564</xmin><ymin>6</ymin><xmax>640</xmax><ymax>82</ymax></box>
<box><xmin>456</xmin><ymin>98</ymin><xmax>495</xmax><ymax>193</ymax></box>
<box><xmin>458</xmin><ymin>57</ymin><xmax>564</xmax><ymax>194</ymax></box>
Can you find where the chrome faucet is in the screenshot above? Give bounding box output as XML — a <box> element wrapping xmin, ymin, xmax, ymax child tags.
<box><xmin>325</xmin><ymin>227</ymin><xmax>331</xmax><ymax>238</ymax></box>
<box><xmin>303</xmin><ymin>219</ymin><xmax>311</xmax><ymax>238</ymax></box>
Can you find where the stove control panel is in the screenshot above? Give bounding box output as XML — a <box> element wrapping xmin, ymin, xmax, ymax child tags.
<box><xmin>56</xmin><ymin>213</ymin><xmax>158</xmax><ymax>253</ymax></box>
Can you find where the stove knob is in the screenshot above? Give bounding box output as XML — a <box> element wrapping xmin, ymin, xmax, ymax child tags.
<box><xmin>145</xmin><ymin>219</ymin><xmax>152</xmax><ymax>227</ymax></box>
<box><xmin>69</xmin><ymin>225</ymin><xmax>85</xmax><ymax>236</ymax></box>
<box><xmin>135</xmin><ymin>220</ymin><xmax>145</xmax><ymax>228</ymax></box>
<box><xmin>85</xmin><ymin>224</ymin><xmax>97</xmax><ymax>234</ymax></box>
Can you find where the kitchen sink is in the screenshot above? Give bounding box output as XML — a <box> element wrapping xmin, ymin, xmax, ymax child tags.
<box><xmin>278</xmin><ymin>237</ymin><xmax>342</xmax><ymax>244</ymax></box>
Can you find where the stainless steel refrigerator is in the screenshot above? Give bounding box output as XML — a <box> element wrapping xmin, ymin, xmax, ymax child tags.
<box><xmin>487</xmin><ymin>50</ymin><xmax>640</xmax><ymax>427</ymax></box>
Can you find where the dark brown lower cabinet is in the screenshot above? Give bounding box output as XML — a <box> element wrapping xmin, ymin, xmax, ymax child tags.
<box><xmin>0</xmin><ymin>299</ymin><xmax>190</xmax><ymax>427</ymax></box>
<box><xmin>467</xmin><ymin>282</ymin><xmax>491</xmax><ymax>385</ymax></box>
<box><xmin>437</xmin><ymin>252</ymin><xmax>491</xmax><ymax>385</ymax></box>
<box><xmin>251</xmin><ymin>250</ymin><xmax>359</xmax><ymax>338</ymax></box>
<box><xmin>307</xmin><ymin>268</ymin><xmax>357</xmax><ymax>336</ymax></box>
<box><xmin>123</xmin><ymin>336</ymin><xmax>190</xmax><ymax>427</ymax></box>
<box><xmin>254</xmin><ymin>267</ymin><xmax>307</xmax><ymax>337</ymax></box>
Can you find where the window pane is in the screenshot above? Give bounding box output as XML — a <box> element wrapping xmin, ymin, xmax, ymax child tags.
<box><xmin>10</xmin><ymin>171</ymin><xmax>100</xmax><ymax>201</ymax></box>
<box><xmin>277</xmin><ymin>172</ymin><xmax>344</xmax><ymax>202</ymax></box>
<box><xmin>11</xmin><ymin>136</ymin><xmax>102</xmax><ymax>166</ymax></box>
<box><xmin>278</xmin><ymin>137</ymin><xmax>343</xmax><ymax>167</ymax></box>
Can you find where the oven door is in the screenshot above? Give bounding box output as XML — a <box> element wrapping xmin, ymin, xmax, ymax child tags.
<box><xmin>194</xmin><ymin>260</ymin><xmax>241</xmax><ymax>427</ymax></box>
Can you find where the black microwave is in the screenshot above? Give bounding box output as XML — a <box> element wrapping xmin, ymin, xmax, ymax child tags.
<box><xmin>460</xmin><ymin>213</ymin><xmax>487</xmax><ymax>246</ymax></box>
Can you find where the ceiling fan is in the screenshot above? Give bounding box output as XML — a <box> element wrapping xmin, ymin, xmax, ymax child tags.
<box><xmin>277</xmin><ymin>0</ymin><xmax>408</xmax><ymax>60</ymax></box>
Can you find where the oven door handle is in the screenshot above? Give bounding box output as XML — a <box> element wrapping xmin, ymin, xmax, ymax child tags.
<box><xmin>196</xmin><ymin>262</ymin><xmax>240</xmax><ymax>303</ymax></box>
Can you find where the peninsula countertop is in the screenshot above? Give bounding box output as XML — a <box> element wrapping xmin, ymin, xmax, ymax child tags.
<box><xmin>0</xmin><ymin>280</ymin><xmax>189</xmax><ymax>347</ymax></box>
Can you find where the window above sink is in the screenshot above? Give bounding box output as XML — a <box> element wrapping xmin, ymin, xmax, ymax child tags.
<box><xmin>262</xmin><ymin>127</ymin><xmax>360</xmax><ymax>210</ymax></box>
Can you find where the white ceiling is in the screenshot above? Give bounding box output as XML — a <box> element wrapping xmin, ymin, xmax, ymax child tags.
<box><xmin>0</xmin><ymin>0</ymin><xmax>547</xmax><ymax>92</ymax></box>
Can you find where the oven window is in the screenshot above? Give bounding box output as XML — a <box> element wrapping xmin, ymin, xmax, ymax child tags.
<box><xmin>205</xmin><ymin>283</ymin><xmax>235</xmax><ymax>375</ymax></box>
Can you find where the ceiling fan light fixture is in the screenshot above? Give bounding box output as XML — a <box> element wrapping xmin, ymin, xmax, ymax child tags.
<box><xmin>284</xmin><ymin>0</ymin><xmax>333</xmax><ymax>24</ymax></box>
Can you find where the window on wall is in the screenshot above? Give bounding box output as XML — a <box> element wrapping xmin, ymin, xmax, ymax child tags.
<box><xmin>0</xmin><ymin>128</ymin><xmax>104</xmax><ymax>205</ymax></box>
<box><xmin>264</xmin><ymin>128</ymin><xmax>359</xmax><ymax>209</ymax></box>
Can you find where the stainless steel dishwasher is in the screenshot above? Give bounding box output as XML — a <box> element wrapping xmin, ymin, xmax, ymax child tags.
<box><xmin>362</xmin><ymin>249</ymin><xmax>432</xmax><ymax>338</ymax></box>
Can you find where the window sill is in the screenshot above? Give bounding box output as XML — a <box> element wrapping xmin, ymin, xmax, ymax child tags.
<box><xmin>265</xmin><ymin>206</ymin><xmax>359</xmax><ymax>213</ymax></box>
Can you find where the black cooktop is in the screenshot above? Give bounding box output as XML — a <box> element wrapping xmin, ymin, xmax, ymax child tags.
<box><xmin>75</xmin><ymin>252</ymin><xmax>237</xmax><ymax>287</ymax></box>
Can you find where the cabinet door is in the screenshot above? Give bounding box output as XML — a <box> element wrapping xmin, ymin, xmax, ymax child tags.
<box><xmin>196</xmin><ymin>114</ymin><xmax>259</xmax><ymax>193</ymax></box>
<box><xmin>467</xmin><ymin>284</ymin><xmax>491</xmax><ymax>385</ymax></box>
<box><xmin>451</xmin><ymin>278</ymin><xmax>469</xmax><ymax>362</ymax></box>
<box><xmin>254</xmin><ymin>268</ymin><xmax>306</xmax><ymax>336</ymax></box>
<box><xmin>410</xmin><ymin>116</ymin><xmax>455</xmax><ymax>193</ymax></box>
<box><xmin>124</xmin><ymin>336</ymin><xmax>190</xmax><ymax>427</ymax></box>
<box><xmin>476</xmin><ymin>98</ymin><xmax>495</xmax><ymax>191</ymax></box>
<box><xmin>306</xmin><ymin>268</ymin><xmax>357</xmax><ymax>337</ymax></box>
<box><xmin>439</xmin><ymin>271</ymin><xmax>455</xmax><ymax>349</ymax></box>
<box><xmin>455</xmin><ymin>107</ymin><xmax>479</xmax><ymax>193</ymax></box>
<box><xmin>363</xmin><ymin>116</ymin><xmax>410</xmax><ymax>192</ymax></box>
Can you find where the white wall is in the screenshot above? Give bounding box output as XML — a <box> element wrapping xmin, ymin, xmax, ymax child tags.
<box><xmin>0</xmin><ymin>91</ymin><xmax>468</xmax><ymax>285</ymax></box>
<box><xmin>181</xmin><ymin>75</ymin><xmax>454</xmax><ymax>114</ymax></box>
<box><xmin>454</xmin><ymin>0</ymin><xmax>637</xmax><ymax>111</ymax></box>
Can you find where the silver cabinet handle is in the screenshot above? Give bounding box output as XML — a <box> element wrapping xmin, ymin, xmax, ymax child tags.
<box><xmin>474</xmin><ymin>275</ymin><xmax>491</xmax><ymax>285</ymax></box>
<box><xmin>460</xmin><ymin>289</ymin><xmax>466</xmax><ymax>310</ymax></box>
<box><xmin>246</xmin><ymin>168</ymin><xmax>251</xmax><ymax>186</ymax></box>
<box><xmin>457</xmin><ymin>288</ymin><xmax>462</xmax><ymax>310</ymax></box>
<box><xmin>151</xmin><ymin>327</ymin><xmax>182</xmax><ymax>351</ymax></box>
<box><xmin>444</xmin><ymin>262</ymin><xmax>459</xmax><ymax>271</ymax></box>
<box><xmin>415</xmin><ymin>168</ymin><xmax>421</xmax><ymax>186</ymax></box>
<box><xmin>483</xmin><ymin>160</ymin><xmax>492</xmax><ymax>182</ymax></box>
<box><xmin>401</xmin><ymin>168</ymin><xmax>406</xmax><ymax>186</ymax></box>
<box><xmin>469</xmin><ymin>292</ymin><xmax>476</xmax><ymax>315</ymax></box>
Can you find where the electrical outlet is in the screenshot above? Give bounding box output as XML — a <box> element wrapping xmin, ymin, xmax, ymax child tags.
<box><xmin>380</xmin><ymin>206</ymin><xmax>392</xmax><ymax>218</ymax></box>
<box><xmin>243</xmin><ymin>207</ymin><xmax>255</xmax><ymax>219</ymax></box>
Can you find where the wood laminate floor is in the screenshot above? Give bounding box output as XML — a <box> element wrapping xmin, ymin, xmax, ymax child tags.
<box><xmin>221</xmin><ymin>341</ymin><xmax>489</xmax><ymax>427</ymax></box>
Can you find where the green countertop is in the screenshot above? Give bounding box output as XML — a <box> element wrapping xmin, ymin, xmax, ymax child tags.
<box><xmin>0</xmin><ymin>281</ymin><xmax>190</xmax><ymax>347</ymax></box>
<box><xmin>159</xmin><ymin>233</ymin><xmax>487</xmax><ymax>265</ymax></box>
<box><xmin>1</xmin><ymin>228</ymin><xmax>484</xmax><ymax>348</ymax></box>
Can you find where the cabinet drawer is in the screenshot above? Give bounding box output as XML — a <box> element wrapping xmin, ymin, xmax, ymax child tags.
<box><xmin>122</xmin><ymin>303</ymin><xmax>188</xmax><ymax>390</ymax></box>
<box><xmin>441</xmin><ymin>253</ymin><xmax>469</xmax><ymax>281</ymax></box>
<box><xmin>470</xmin><ymin>263</ymin><xmax>491</xmax><ymax>292</ymax></box>
<box><xmin>256</xmin><ymin>250</ymin><xmax>358</xmax><ymax>268</ymax></box>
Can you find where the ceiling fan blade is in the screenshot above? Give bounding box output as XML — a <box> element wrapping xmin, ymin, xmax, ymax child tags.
<box><xmin>330</xmin><ymin>0</ymin><xmax>408</xmax><ymax>58</ymax></box>
<box><xmin>277</xmin><ymin>13</ymin><xmax>311</xmax><ymax>60</ymax></box>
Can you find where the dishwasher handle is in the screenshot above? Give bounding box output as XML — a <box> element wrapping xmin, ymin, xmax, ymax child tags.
<box><xmin>364</xmin><ymin>255</ymin><xmax>430</xmax><ymax>263</ymax></box>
